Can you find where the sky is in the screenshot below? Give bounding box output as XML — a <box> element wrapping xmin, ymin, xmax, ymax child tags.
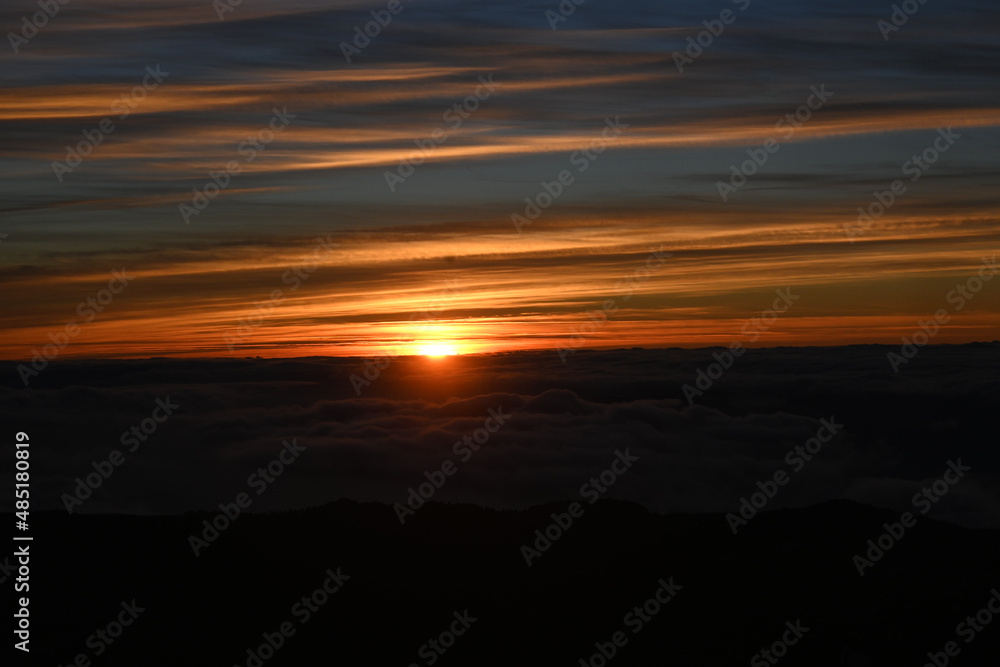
<box><xmin>1</xmin><ymin>0</ymin><xmax>999</xmax><ymax>359</ymax></box>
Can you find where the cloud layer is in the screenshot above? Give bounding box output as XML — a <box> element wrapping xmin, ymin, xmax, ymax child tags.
<box><xmin>2</xmin><ymin>346</ymin><xmax>997</xmax><ymax>527</ymax></box>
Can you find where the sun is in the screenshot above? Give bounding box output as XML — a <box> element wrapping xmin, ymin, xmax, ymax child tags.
<box><xmin>418</xmin><ymin>343</ymin><xmax>459</xmax><ymax>357</ymax></box>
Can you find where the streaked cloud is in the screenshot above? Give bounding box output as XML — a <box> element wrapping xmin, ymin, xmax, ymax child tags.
<box><xmin>1</xmin><ymin>0</ymin><xmax>998</xmax><ymax>359</ymax></box>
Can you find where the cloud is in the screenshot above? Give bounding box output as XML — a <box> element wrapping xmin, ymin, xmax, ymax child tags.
<box><xmin>2</xmin><ymin>346</ymin><xmax>996</xmax><ymax>527</ymax></box>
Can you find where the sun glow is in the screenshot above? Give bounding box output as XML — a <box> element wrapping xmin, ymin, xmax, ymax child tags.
<box><xmin>418</xmin><ymin>343</ymin><xmax>459</xmax><ymax>357</ymax></box>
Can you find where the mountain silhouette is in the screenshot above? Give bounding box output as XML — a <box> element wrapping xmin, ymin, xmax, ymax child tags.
<box><xmin>9</xmin><ymin>498</ymin><xmax>999</xmax><ymax>665</ymax></box>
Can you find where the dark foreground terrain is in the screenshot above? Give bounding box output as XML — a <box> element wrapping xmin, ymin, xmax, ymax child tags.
<box><xmin>6</xmin><ymin>499</ymin><xmax>1000</xmax><ymax>666</ymax></box>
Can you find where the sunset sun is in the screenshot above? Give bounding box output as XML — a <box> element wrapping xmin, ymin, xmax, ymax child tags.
<box><xmin>418</xmin><ymin>343</ymin><xmax>459</xmax><ymax>357</ymax></box>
